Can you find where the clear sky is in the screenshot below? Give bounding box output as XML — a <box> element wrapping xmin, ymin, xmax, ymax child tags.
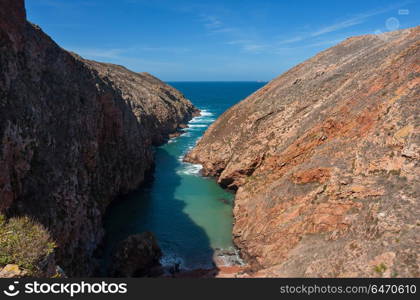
<box><xmin>26</xmin><ymin>0</ymin><xmax>419</xmax><ymax>81</ymax></box>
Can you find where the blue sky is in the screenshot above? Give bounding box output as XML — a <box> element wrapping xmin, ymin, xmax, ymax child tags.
<box><xmin>26</xmin><ymin>0</ymin><xmax>419</xmax><ymax>81</ymax></box>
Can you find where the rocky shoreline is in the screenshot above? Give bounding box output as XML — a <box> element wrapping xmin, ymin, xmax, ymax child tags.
<box><xmin>163</xmin><ymin>248</ymin><xmax>247</xmax><ymax>278</ymax></box>
<box><xmin>1</xmin><ymin>0</ymin><xmax>418</xmax><ymax>279</ymax></box>
<box><xmin>185</xmin><ymin>26</ymin><xmax>420</xmax><ymax>277</ymax></box>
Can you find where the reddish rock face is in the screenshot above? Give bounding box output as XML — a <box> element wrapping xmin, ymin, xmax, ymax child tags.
<box><xmin>0</xmin><ymin>0</ymin><xmax>197</xmax><ymax>276</ymax></box>
<box><xmin>186</xmin><ymin>27</ymin><xmax>420</xmax><ymax>277</ymax></box>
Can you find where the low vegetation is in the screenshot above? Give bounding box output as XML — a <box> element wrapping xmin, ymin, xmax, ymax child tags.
<box><xmin>374</xmin><ymin>263</ymin><xmax>388</xmax><ymax>276</ymax></box>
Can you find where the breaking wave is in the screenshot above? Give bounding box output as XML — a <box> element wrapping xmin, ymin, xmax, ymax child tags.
<box><xmin>188</xmin><ymin>124</ymin><xmax>208</xmax><ymax>128</ymax></box>
<box><xmin>160</xmin><ymin>253</ymin><xmax>187</xmax><ymax>272</ymax></box>
<box><xmin>189</xmin><ymin>109</ymin><xmax>215</xmax><ymax>124</ymax></box>
<box><xmin>176</xmin><ymin>163</ymin><xmax>203</xmax><ymax>176</ymax></box>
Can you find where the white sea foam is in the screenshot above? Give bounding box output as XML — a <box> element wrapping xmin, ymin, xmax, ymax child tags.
<box><xmin>179</xmin><ymin>132</ymin><xmax>191</xmax><ymax>138</ymax></box>
<box><xmin>185</xmin><ymin>127</ymin><xmax>201</xmax><ymax>132</ymax></box>
<box><xmin>174</xmin><ymin>108</ymin><xmax>211</xmax><ymax>176</ymax></box>
<box><xmin>188</xmin><ymin>109</ymin><xmax>215</xmax><ymax>125</ymax></box>
<box><xmin>200</xmin><ymin>109</ymin><xmax>214</xmax><ymax>117</ymax></box>
<box><xmin>189</xmin><ymin>117</ymin><xmax>215</xmax><ymax>124</ymax></box>
<box><xmin>188</xmin><ymin>124</ymin><xmax>208</xmax><ymax>128</ymax></box>
<box><xmin>160</xmin><ymin>253</ymin><xmax>187</xmax><ymax>271</ymax></box>
<box><xmin>176</xmin><ymin>163</ymin><xmax>203</xmax><ymax>176</ymax></box>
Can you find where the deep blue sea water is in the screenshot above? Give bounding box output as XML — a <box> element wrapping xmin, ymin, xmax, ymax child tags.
<box><xmin>104</xmin><ymin>82</ymin><xmax>266</xmax><ymax>270</ymax></box>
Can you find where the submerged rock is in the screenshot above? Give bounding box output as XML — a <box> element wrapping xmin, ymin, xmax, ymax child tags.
<box><xmin>110</xmin><ymin>232</ymin><xmax>162</xmax><ymax>277</ymax></box>
<box><xmin>217</xmin><ymin>198</ymin><xmax>231</xmax><ymax>205</ymax></box>
<box><xmin>186</xmin><ymin>26</ymin><xmax>420</xmax><ymax>277</ymax></box>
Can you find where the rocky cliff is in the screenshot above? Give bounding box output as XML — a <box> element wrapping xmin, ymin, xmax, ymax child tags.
<box><xmin>0</xmin><ymin>0</ymin><xmax>197</xmax><ymax>276</ymax></box>
<box><xmin>186</xmin><ymin>27</ymin><xmax>419</xmax><ymax>277</ymax></box>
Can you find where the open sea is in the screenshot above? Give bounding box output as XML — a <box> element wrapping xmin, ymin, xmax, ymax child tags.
<box><xmin>103</xmin><ymin>82</ymin><xmax>266</xmax><ymax>271</ymax></box>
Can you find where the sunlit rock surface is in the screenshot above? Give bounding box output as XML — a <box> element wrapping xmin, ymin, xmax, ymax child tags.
<box><xmin>186</xmin><ymin>26</ymin><xmax>420</xmax><ymax>277</ymax></box>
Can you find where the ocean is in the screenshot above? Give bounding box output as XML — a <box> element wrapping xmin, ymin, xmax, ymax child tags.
<box><xmin>103</xmin><ymin>82</ymin><xmax>266</xmax><ymax>271</ymax></box>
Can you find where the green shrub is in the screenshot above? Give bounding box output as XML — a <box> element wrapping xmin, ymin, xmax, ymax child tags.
<box><xmin>0</xmin><ymin>214</ymin><xmax>56</xmax><ymax>273</ymax></box>
<box><xmin>374</xmin><ymin>263</ymin><xmax>387</xmax><ymax>275</ymax></box>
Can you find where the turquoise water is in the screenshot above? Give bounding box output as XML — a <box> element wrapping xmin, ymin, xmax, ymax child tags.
<box><xmin>104</xmin><ymin>82</ymin><xmax>266</xmax><ymax>270</ymax></box>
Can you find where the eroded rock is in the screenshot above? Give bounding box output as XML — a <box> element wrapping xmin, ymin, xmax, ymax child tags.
<box><xmin>186</xmin><ymin>26</ymin><xmax>420</xmax><ymax>277</ymax></box>
<box><xmin>110</xmin><ymin>232</ymin><xmax>162</xmax><ymax>277</ymax></box>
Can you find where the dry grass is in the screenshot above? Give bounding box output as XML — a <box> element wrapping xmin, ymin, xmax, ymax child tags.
<box><xmin>0</xmin><ymin>214</ymin><xmax>56</xmax><ymax>273</ymax></box>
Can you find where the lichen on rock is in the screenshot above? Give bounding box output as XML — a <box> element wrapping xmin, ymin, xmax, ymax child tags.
<box><xmin>186</xmin><ymin>26</ymin><xmax>420</xmax><ymax>277</ymax></box>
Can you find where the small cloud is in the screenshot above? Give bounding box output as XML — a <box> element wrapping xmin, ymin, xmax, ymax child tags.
<box><xmin>311</xmin><ymin>17</ymin><xmax>365</xmax><ymax>37</ymax></box>
<box><xmin>201</xmin><ymin>14</ymin><xmax>223</xmax><ymax>29</ymax></box>
<box><xmin>226</xmin><ymin>40</ymin><xmax>252</xmax><ymax>45</ymax></box>
<box><xmin>64</xmin><ymin>46</ymin><xmax>182</xmax><ymax>74</ymax></box>
<box><xmin>242</xmin><ymin>44</ymin><xmax>268</xmax><ymax>53</ymax></box>
<box><xmin>226</xmin><ymin>40</ymin><xmax>267</xmax><ymax>53</ymax></box>
<box><xmin>68</xmin><ymin>47</ymin><xmax>126</xmax><ymax>59</ymax></box>
<box><xmin>274</xmin><ymin>38</ymin><xmax>346</xmax><ymax>53</ymax></box>
<box><xmin>137</xmin><ymin>46</ymin><xmax>190</xmax><ymax>53</ymax></box>
<box><xmin>199</xmin><ymin>14</ymin><xmax>236</xmax><ymax>35</ymax></box>
<box><xmin>304</xmin><ymin>38</ymin><xmax>345</xmax><ymax>48</ymax></box>
<box><xmin>277</xmin><ymin>36</ymin><xmax>304</xmax><ymax>45</ymax></box>
<box><xmin>67</xmin><ymin>45</ymin><xmax>190</xmax><ymax>59</ymax></box>
<box><xmin>210</xmin><ymin>27</ymin><xmax>236</xmax><ymax>34</ymax></box>
<box><xmin>311</xmin><ymin>2</ymin><xmax>411</xmax><ymax>37</ymax></box>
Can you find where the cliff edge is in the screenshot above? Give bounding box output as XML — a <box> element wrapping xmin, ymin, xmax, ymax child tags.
<box><xmin>186</xmin><ymin>27</ymin><xmax>419</xmax><ymax>277</ymax></box>
<box><xmin>0</xmin><ymin>0</ymin><xmax>197</xmax><ymax>276</ymax></box>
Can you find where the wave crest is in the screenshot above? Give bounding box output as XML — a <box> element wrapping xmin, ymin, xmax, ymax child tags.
<box><xmin>176</xmin><ymin>163</ymin><xmax>203</xmax><ymax>176</ymax></box>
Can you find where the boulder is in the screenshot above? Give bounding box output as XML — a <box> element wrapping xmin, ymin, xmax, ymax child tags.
<box><xmin>110</xmin><ymin>232</ymin><xmax>162</xmax><ymax>277</ymax></box>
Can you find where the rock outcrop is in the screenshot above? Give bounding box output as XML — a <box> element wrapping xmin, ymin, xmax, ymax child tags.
<box><xmin>0</xmin><ymin>0</ymin><xmax>197</xmax><ymax>276</ymax></box>
<box><xmin>186</xmin><ymin>27</ymin><xmax>419</xmax><ymax>277</ymax></box>
<box><xmin>110</xmin><ymin>232</ymin><xmax>162</xmax><ymax>277</ymax></box>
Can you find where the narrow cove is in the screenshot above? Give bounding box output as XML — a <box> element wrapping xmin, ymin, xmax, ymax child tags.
<box><xmin>103</xmin><ymin>82</ymin><xmax>266</xmax><ymax>272</ymax></box>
